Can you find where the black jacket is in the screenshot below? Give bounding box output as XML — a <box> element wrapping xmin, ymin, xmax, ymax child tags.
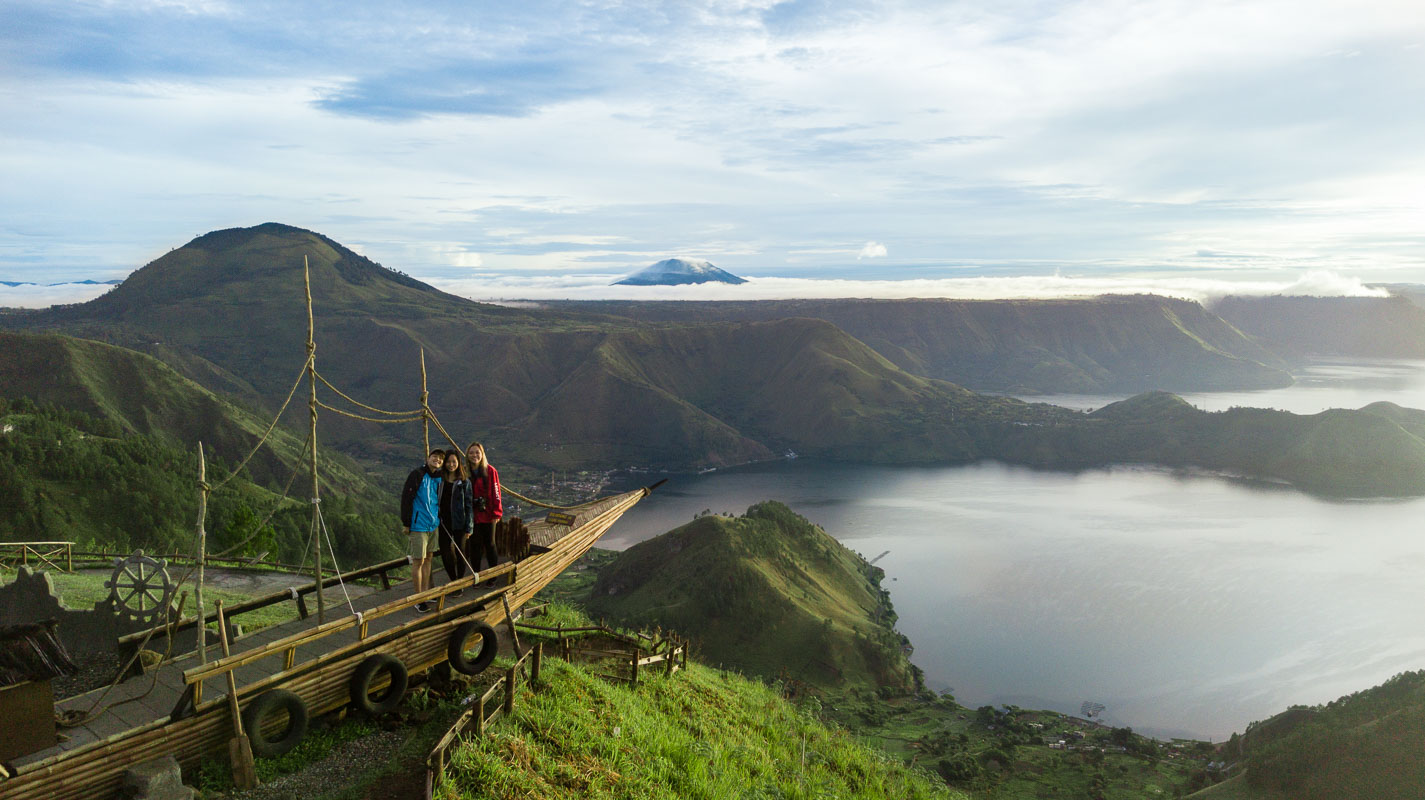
<box><xmin>439</xmin><ymin>478</ymin><xmax>474</xmax><ymax>535</ymax></box>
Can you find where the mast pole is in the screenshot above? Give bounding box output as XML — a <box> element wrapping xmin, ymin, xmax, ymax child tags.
<box><xmin>194</xmin><ymin>442</ymin><xmax>209</xmax><ymax>664</ymax></box>
<box><xmin>305</xmin><ymin>256</ymin><xmax>325</xmax><ymax>623</ymax></box>
<box><xmin>420</xmin><ymin>348</ymin><xmax>430</xmax><ymax>455</ymax></box>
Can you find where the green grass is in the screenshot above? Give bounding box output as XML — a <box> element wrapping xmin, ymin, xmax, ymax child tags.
<box><xmin>9</xmin><ymin>568</ymin><xmax>303</xmax><ymax>633</ymax></box>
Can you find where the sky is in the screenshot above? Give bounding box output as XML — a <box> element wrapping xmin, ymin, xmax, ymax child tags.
<box><xmin>2</xmin><ymin>0</ymin><xmax>1423</xmax><ymax>306</ymax></box>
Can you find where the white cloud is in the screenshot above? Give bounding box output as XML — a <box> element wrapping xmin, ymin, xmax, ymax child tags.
<box><xmin>857</xmin><ymin>241</ymin><xmax>888</xmax><ymax>259</ymax></box>
<box><xmin>0</xmin><ymin>283</ymin><xmax>118</xmax><ymax>309</ymax></box>
<box><xmin>423</xmin><ymin>269</ymin><xmax>1390</xmax><ymax>304</ymax></box>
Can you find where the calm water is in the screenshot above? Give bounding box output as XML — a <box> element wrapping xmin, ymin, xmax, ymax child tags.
<box><xmin>603</xmin><ymin>359</ymin><xmax>1425</xmax><ymax>741</ymax></box>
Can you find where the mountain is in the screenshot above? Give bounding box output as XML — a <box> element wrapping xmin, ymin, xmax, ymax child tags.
<box><xmin>613</xmin><ymin>258</ymin><xmax>747</xmax><ymax>286</ymax></box>
<box><xmin>6</xmin><ymin>223</ymin><xmax>1425</xmax><ymax>496</ymax></box>
<box><xmin>542</xmin><ymin>296</ymin><xmax>1293</xmax><ymax>394</ymax></box>
<box><xmin>585</xmin><ymin>501</ymin><xmax>919</xmax><ymax>692</ymax></box>
<box><xmin>1211</xmin><ymin>295</ymin><xmax>1425</xmax><ymax>359</ymax></box>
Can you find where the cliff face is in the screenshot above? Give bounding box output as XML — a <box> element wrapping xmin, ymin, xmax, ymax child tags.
<box><xmin>1212</xmin><ymin>295</ymin><xmax>1425</xmax><ymax>359</ymax></box>
<box><xmin>543</xmin><ymin>296</ymin><xmax>1293</xmax><ymax>394</ymax></box>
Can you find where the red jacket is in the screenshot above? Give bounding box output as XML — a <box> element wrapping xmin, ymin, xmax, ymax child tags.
<box><xmin>470</xmin><ymin>465</ymin><xmax>503</xmax><ymax>524</ymax></box>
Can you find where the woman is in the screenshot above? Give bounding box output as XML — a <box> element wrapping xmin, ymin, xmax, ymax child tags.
<box><xmin>465</xmin><ymin>441</ymin><xmax>503</xmax><ymax>572</ymax></box>
<box><xmin>436</xmin><ymin>450</ymin><xmax>473</xmax><ymax>586</ymax></box>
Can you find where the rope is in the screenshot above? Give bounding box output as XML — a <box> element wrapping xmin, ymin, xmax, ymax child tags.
<box><xmin>210</xmin><ymin>428</ymin><xmax>312</xmax><ymax>560</ymax></box>
<box><xmin>423</xmin><ymin>408</ymin><xmax>585</xmax><ymax>510</ymax></box>
<box><xmin>210</xmin><ymin>354</ymin><xmax>314</xmax><ymax>493</ymax></box>
<box><xmin>314</xmin><ymin>370</ymin><xmax>423</xmax><ymax>417</ymax></box>
<box><xmin>316</xmin><ymin>501</ymin><xmax>356</xmax><ymax>616</ymax></box>
<box><xmin>315</xmin><ymin>400</ymin><xmax>424</xmax><ymax>424</ymax></box>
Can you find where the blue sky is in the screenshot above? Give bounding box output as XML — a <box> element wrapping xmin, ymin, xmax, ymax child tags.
<box><xmin>2</xmin><ymin>0</ymin><xmax>1423</xmax><ymax>304</ymax></box>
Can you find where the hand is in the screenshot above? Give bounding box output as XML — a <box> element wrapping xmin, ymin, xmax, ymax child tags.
<box><xmin>402</xmin><ymin>527</ymin><xmax>410</xmax><ymax>534</ymax></box>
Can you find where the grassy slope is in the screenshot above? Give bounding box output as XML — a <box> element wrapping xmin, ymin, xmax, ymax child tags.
<box><xmin>439</xmin><ymin>612</ymin><xmax>962</xmax><ymax>800</ymax></box>
<box><xmin>583</xmin><ymin>502</ymin><xmax>919</xmax><ymax>693</ymax></box>
<box><xmin>1212</xmin><ymin>295</ymin><xmax>1425</xmax><ymax>359</ymax></box>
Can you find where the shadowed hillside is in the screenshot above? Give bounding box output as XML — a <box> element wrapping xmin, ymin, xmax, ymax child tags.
<box><xmin>543</xmin><ymin>296</ymin><xmax>1293</xmax><ymax>393</ymax></box>
<box><xmin>585</xmin><ymin>502</ymin><xmax>920</xmax><ymax>692</ymax></box>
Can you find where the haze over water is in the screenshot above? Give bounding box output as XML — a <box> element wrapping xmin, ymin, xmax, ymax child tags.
<box><xmin>606</xmin><ymin>358</ymin><xmax>1425</xmax><ymax>741</ymax></box>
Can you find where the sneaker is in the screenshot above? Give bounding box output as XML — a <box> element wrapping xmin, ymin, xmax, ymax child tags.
<box><xmin>415</xmin><ymin>602</ymin><xmax>433</xmax><ymax>613</ymax></box>
<box><xmin>449</xmin><ymin>588</ymin><xmax>464</xmax><ymax>598</ymax></box>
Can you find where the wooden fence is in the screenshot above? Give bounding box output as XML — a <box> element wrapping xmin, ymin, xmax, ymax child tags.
<box><xmin>0</xmin><ymin>541</ymin><xmax>74</xmax><ymax>573</ymax></box>
<box><xmin>423</xmin><ymin>623</ymin><xmax>688</xmax><ymax>798</ymax></box>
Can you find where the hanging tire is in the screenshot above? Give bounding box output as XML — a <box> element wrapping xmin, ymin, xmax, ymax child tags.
<box><xmin>242</xmin><ymin>689</ymin><xmax>308</xmax><ymax>758</ymax></box>
<box><xmin>350</xmin><ymin>654</ymin><xmax>408</xmax><ymax>716</ymax></box>
<box><xmin>447</xmin><ymin>620</ymin><xmax>498</xmax><ymax>675</ymax></box>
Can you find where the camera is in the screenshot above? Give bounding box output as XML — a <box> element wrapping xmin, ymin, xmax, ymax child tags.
<box><xmin>473</xmin><ymin>496</ymin><xmax>487</xmax><ymax>512</ymax></box>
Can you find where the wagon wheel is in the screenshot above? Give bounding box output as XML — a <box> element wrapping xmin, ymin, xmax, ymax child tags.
<box><xmin>105</xmin><ymin>550</ymin><xmax>175</xmax><ymax>623</ymax></box>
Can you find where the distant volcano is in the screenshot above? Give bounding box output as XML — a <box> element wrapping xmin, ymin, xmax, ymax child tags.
<box><xmin>613</xmin><ymin>258</ymin><xmax>747</xmax><ymax>286</ymax></box>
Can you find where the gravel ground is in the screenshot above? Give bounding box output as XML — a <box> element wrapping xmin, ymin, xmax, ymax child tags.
<box><xmin>53</xmin><ymin>650</ymin><xmax>123</xmax><ymax>698</ymax></box>
<box><xmin>222</xmin><ymin>729</ymin><xmax>408</xmax><ymax>800</ymax></box>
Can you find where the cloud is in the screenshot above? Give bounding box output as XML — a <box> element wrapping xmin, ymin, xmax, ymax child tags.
<box><xmin>422</xmin><ymin>269</ymin><xmax>1390</xmax><ymax>304</ymax></box>
<box><xmin>0</xmin><ymin>282</ymin><xmax>118</xmax><ymax>309</ymax></box>
<box><xmin>857</xmin><ymin>241</ymin><xmax>887</xmax><ymax>259</ymax></box>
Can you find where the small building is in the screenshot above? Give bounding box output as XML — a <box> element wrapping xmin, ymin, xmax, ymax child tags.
<box><xmin>0</xmin><ymin>620</ymin><xmax>77</xmax><ymax>763</ymax></box>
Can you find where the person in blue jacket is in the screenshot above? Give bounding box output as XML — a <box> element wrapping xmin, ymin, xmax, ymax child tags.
<box><xmin>400</xmin><ymin>449</ymin><xmax>446</xmax><ymax>612</ymax></box>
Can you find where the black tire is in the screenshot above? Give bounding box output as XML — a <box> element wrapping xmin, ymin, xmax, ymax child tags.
<box><xmin>447</xmin><ymin>620</ymin><xmax>498</xmax><ymax>675</ymax></box>
<box><xmin>242</xmin><ymin>689</ymin><xmax>308</xmax><ymax>758</ymax></box>
<box><xmin>349</xmin><ymin>653</ymin><xmax>409</xmax><ymax>716</ymax></box>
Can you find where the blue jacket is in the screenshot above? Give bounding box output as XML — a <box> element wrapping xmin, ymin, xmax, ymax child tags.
<box><xmin>400</xmin><ymin>467</ymin><xmax>442</xmax><ymax>533</ymax></box>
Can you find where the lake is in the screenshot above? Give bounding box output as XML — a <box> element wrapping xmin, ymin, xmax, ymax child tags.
<box><xmin>601</xmin><ymin>358</ymin><xmax>1425</xmax><ymax>741</ymax></box>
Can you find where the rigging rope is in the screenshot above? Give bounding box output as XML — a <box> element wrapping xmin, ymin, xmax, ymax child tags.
<box><xmin>315</xmin><ymin>499</ymin><xmax>356</xmax><ymax>617</ymax></box>
<box><xmin>209</xmin><ymin>354</ymin><xmax>314</xmax><ymax>493</ymax></box>
<box><xmin>210</xmin><ymin>428</ymin><xmax>312</xmax><ymax>560</ymax></box>
<box><xmin>313</xmin><ymin>370</ymin><xmax>423</xmax><ymax>417</ymax></box>
<box><xmin>314</xmin><ymin>400</ymin><xmax>424</xmax><ymax>424</ymax></box>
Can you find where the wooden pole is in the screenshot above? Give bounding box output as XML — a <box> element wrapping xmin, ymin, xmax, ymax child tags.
<box><xmin>305</xmin><ymin>256</ymin><xmax>325</xmax><ymax>623</ymax></box>
<box><xmin>420</xmin><ymin>348</ymin><xmax>429</xmax><ymax>455</ymax></box>
<box><xmin>216</xmin><ymin>602</ymin><xmax>257</xmax><ymax>790</ymax></box>
<box><xmin>194</xmin><ymin>443</ymin><xmax>208</xmax><ymax>665</ymax></box>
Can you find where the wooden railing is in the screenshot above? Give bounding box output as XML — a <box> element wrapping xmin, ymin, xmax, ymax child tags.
<box><xmin>0</xmin><ymin>541</ymin><xmax>74</xmax><ymax>572</ymax></box>
<box><xmin>425</xmin><ymin>643</ymin><xmax>543</xmax><ymax>799</ymax></box>
<box><xmin>516</xmin><ymin>621</ymin><xmax>688</xmax><ymax>684</ymax></box>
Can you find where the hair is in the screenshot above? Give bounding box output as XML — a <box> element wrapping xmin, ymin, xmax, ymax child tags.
<box><xmin>465</xmin><ymin>441</ymin><xmax>489</xmax><ymax>477</ymax></box>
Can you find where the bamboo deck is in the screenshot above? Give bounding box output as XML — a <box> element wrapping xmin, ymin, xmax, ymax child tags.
<box><xmin>0</xmin><ymin>488</ymin><xmax>648</xmax><ymax>800</ymax></box>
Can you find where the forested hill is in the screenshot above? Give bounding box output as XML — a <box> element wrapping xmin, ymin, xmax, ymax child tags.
<box><xmin>1193</xmin><ymin>670</ymin><xmax>1425</xmax><ymax>799</ymax></box>
<box><xmin>541</xmin><ymin>296</ymin><xmax>1293</xmax><ymax>394</ymax></box>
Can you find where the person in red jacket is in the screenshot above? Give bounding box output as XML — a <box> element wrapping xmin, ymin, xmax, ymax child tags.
<box><xmin>465</xmin><ymin>441</ymin><xmax>503</xmax><ymax>572</ymax></box>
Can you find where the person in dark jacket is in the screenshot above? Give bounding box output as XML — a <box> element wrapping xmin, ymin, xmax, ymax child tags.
<box><xmin>464</xmin><ymin>441</ymin><xmax>503</xmax><ymax>573</ymax></box>
<box><xmin>436</xmin><ymin>450</ymin><xmax>473</xmax><ymax>590</ymax></box>
<box><xmin>400</xmin><ymin>449</ymin><xmax>445</xmax><ymax>611</ymax></box>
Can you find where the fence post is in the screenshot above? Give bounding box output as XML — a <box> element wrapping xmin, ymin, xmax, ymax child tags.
<box><xmin>632</xmin><ymin>648</ymin><xmax>640</xmax><ymax>684</ymax></box>
<box><xmin>504</xmin><ymin>665</ymin><xmax>517</xmax><ymax>716</ymax></box>
<box><xmin>475</xmin><ymin>695</ymin><xmax>485</xmax><ymax>737</ymax></box>
<box><xmin>532</xmin><ymin>642</ymin><xmax>543</xmax><ymax>684</ymax></box>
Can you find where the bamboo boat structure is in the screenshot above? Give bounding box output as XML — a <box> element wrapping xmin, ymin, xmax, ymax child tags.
<box><xmin>0</xmin><ymin>259</ymin><xmax>657</xmax><ymax>798</ymax></box>
<box><xmin>0</xmin><ymin>490</ymin><xmax>652</xmax><ymax>800</ymax></box>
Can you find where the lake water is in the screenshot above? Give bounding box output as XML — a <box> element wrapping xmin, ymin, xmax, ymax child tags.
<box><xmin>602</xmin><ymin>359</ymin><xmax>1425</xmax><ymax>741</ymax></box>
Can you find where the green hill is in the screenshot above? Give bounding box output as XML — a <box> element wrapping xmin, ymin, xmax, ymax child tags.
<box><xmin>583</xmin><ymin>502</ymin><xmax>919</xmax><ymax>693</ymax></box>
<box><xmin>1191</xmin><ymin>671</ymin><xmax>1425</xmax><ymax>800</ymax></box>
<box><xmin>544</xmin><ymin>295</ymin><xmax>1293</xmax><ymax>393</ymax></box>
